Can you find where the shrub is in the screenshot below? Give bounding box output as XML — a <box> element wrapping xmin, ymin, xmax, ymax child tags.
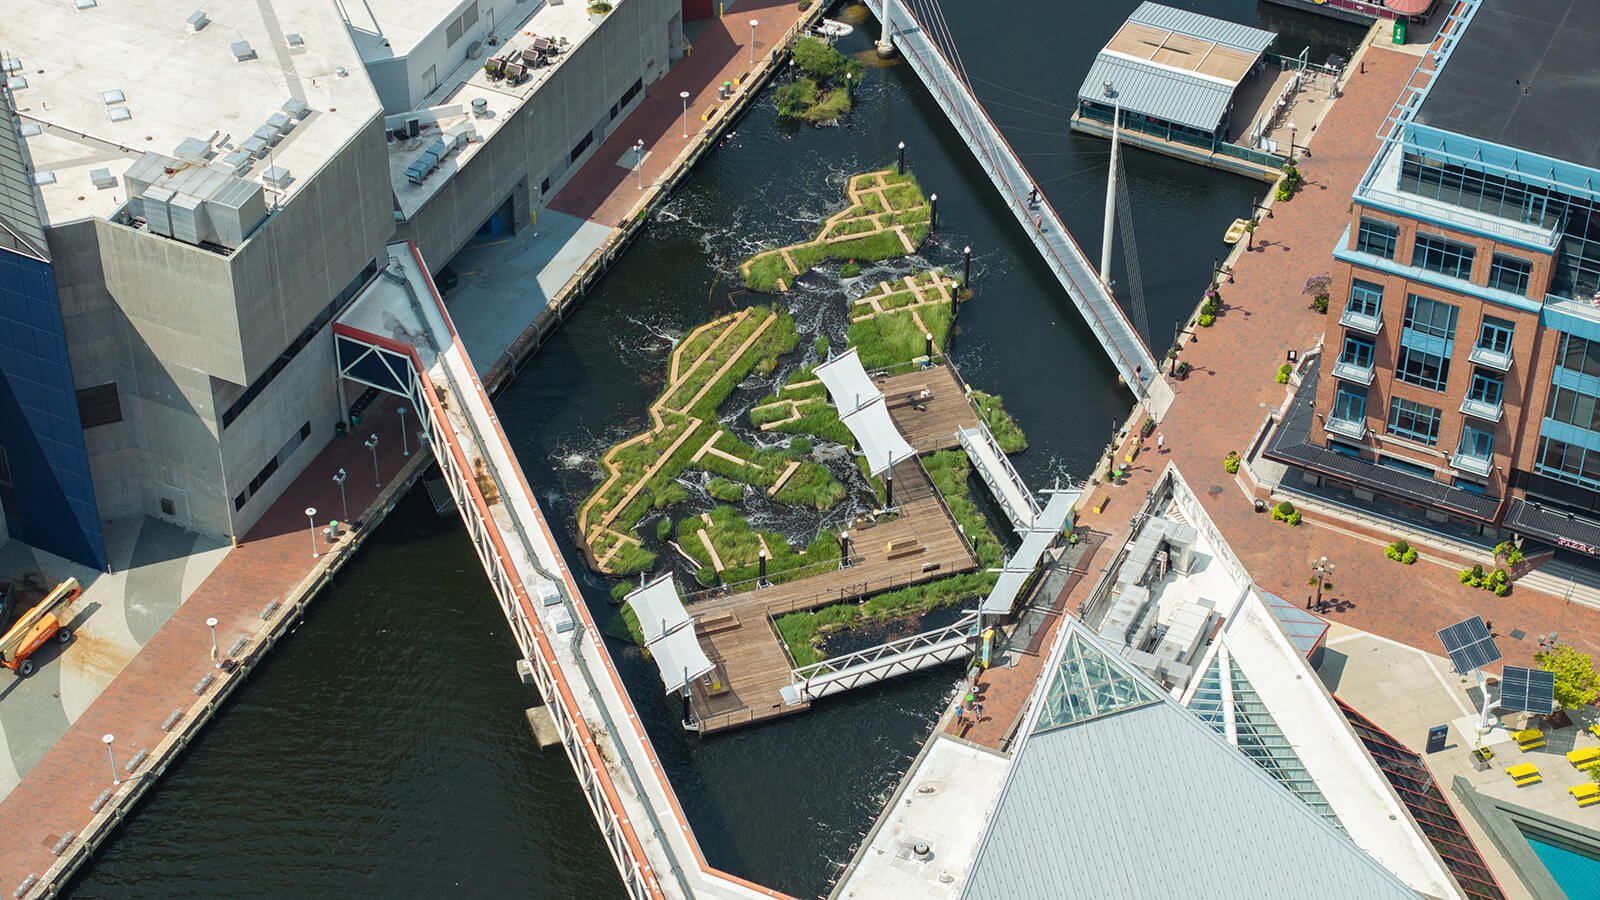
<box><xmin>798</xmin><ymin>0</ymin><xmax>813</xmax><ymax>8</ymax></box>
<box><xmin>1403</xmin><ymin>547</ymin><xmax>1418</xmax><ymax>564</ymax></box>
<box><xmin>792</xmin><ymin>37</ymin><xmax>862</xmax><ymax>84</ymax></box>
<box><xmin>1198</xmin><ymin>312</ymin><xmax>1216</xmax><ymax>327</ymax></box>
<box><xmin>1275</xmin><ymin>363</ymin><xmax>1292</xmax><ymax>384</ymax></box>
<box><xmin>655</xmin><ymin>517</ymin><xmax>673</xmax><ymax>541</ymax></box>
<box><xmin>1458</xmin><ymin>564</ymin><xmax>1510</xmax><ymax>594</ymax></box>
<box><xmin>1271</xmin><ymin>500</ymin><xmax>1301</xmax><ymax>526</ymax></box>
<box><xmin>1223</xmin><ymin>451</ymin><xmax>1240</xmax><ymax>474</ymax></box>
<box><xmin>1274</xmin><ymin>183</ymin><xmax>1293</xmax><ymax>202</ymax></box>
<box><xmin>707</xmin><ymin>477</ymin><xmax>744</xmax><ymax>502</ymax></box>
<box><xmin>610</xmin><ymin>581</ymin><xmax>634</xmax><ymax>603</ymax></box>
<box><xmin>587</xmin><ymin>0</ymin><xmax>613</xmax><ymax>12</ymax></box>
<box><xmin>1385</xmin><ymin>539</ymin><xmax>1418</xmax><ymax>564</ymax></box>
<box><xmin>840</xmin><ymin>260</ymin><xmax>861</xmax><ymax>278</ymax></box>
<box><xmin>1494</xmin><ymin>540</ymin><xmax>1525</xmax><ymax>565</ymax></box>
<box><xmin>1534</xmin><ymin>644</ymin><xmax>1600</xmax><ymax>709</ymax></box>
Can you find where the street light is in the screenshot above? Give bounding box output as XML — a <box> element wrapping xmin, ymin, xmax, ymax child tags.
<box><xmin>103</xmin><ymin>734</ymin><xmax>120</xmax><ymax>786</ymax></box>
<box><xmin>398</xmin><ymin>405</ymin><xmax>410</xmax><ymax>456</ymax></box>
<box><xmin>679</xmin><ymin>90</ymin><xmax>691</xmax><ymax>138</ymax></box>
<box><xmin>206</xmin><ymin>616</ymin><xmax>219</xmax><ymax>666</ymax></box>
<box><xmin>306</xmin><ymin>506</ymin><xmax>319</xmax><ymax>558</ymax></box>
<box><xmin>1287</xmin><ymin>123</ymin><xmax>1299</xmax><ymax>162</ymax></box>
<box><xmin>897</xmin><ymin>140</ymin><xmax>906</xmax><ymax>175</ymax></box>
<box><xmin>749</xmin><ymin>19</ymin><xmax>759</xmax><ymax>66</ymax></box>
<box><xmin>1309</xmin><ymin>556</ymin><xmax>1335</xmax><ymax>611</ymax></box>
<box><xmin>365</xmin><ymin>433</ymin><xmax>381</xmax><ymax>487</ymax></box>
<box><xmin>332</xmin><ymin>467</ymin><xmax>349</xmax><ymax>522</ymax></box>
<box><xmin>634</xmin><ymin>139</ymin><xmax>645</xmax><ymax>190</ymax></box>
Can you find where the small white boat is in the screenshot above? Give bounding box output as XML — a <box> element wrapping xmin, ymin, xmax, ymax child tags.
<box><xmin>817</xmin><ymin>19</ymin><xmax>853</xmax><ymax>37</ymax></box>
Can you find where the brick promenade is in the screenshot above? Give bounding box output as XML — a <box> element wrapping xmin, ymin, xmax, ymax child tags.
<box><xmin>949</xmin><ymin>44</ymin><xmax>1600</xmax><ymax>750</ymax></box>
<box><xmin>0</xmin><ymin>400</ymin><xmax>418</xmax><ymax>894</ymax></box>
<box><xmin>549</xmin><ymin>0</ymin><xmax>809</xmax><ymax>227</ymax></box>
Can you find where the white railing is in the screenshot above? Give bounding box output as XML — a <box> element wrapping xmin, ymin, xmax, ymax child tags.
<box><xmin>789</xmin><ymin>611</ymin><xmax>980</xmax><ymax>703</ymax></box>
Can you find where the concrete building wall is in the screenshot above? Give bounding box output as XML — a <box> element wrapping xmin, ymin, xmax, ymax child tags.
<box><xmin>397</xmin><ymin>0</ymin><xmax>677</xmax><ymax>264</ymax></box>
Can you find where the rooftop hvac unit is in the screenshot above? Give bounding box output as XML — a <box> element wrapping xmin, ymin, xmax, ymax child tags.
<box><xmin>241</xmin><ymin>136</ymin><xmax>269</xmax><ymax>159</ymax></box>
<box><xmin>471</xmin><ymin>97</ymin><xmax>488</xmax><ymax>117</ymax></box>
<box><xmin>173</xmin><ymin>136</ymin><xmax>211</xmax><ymax>161</ymax></box>
<box><xmin>286</xmin><ymin>33</ymin><xmax>304</xmax><ymax>48</ymax></box>
<box><xmin>466</xmin><ymin>40</ymin><xmax>483</xmax><ymax>60</ymax></box>
<box><xmin>281</xmin><ymin>98</ymin><xmax>309</xmax><ymax>120</ymax></box>
<box><xmin>207</xmin><ymin>179</ymin><xmax>267</xmax><ymax>246</ymax></box>
<box><xmin>122</xmin><ymin>152</ymin><xmax>174</xmax><ymax>200</ymax></box>
<box><xmin>89</xmin><ymin>168</ymin><xmax>117</xmax><ymax>190</ymax></box>
<box><xmin>252</xmin><ymin>124</ymin><xmax>281</xmax><ymax>147</ymax></box>
<box><xmin>219</xmin><ymin>149</ymin><xmax>253</xmax><ymax>175</ymax></box>
<box><xmin>141</xmin><ymin>186</ymin><xmax>176</xmax><ymax>236</ymax></box>
<box><xmin>260</xmin><ymin>166</ymin><xmax>292</xmax><ymax>190</ymax></box>
<box><xmin>266</xmin><ymin>112</ymin><xmax>292</xmax><ymax>134</ymax></box>
<box><xmin>186</xmin><ymin>9</ymin><xmax>208</xmax><ymax>30</ymax></box>
<box><xmin>168</xmin><ymin>191</ymin><xmax>209</xmax><ymax>245</ymax></box>
<box><xmin>231</xmin><ymin>41</ymin><xmax>256</xmax><ymax>61</ymax></box>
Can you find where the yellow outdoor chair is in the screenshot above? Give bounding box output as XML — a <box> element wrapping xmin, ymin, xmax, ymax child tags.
<box><xmin>1571</xmin><ymin>783</ymin><xmax>1600</xmax><ymax>808</ymax></box>
<box><xmin>1507</xmin><ymin>762</ymin><xmax>1542</xmax><ymax>787</ymax></box>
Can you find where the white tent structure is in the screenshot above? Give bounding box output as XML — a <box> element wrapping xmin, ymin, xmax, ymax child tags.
<box><xmin>624</xmin><ymin>575</ymin><xmax>714</xmax><ymax>695</ymax></box>
<box><xmin>814</xmin><ymin>348</ymin><xmax>916</xmax><ymax>477</ymax></box>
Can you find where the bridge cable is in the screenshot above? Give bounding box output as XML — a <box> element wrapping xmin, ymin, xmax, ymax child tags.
<box><xmin>968</xmin><ymin>75</ymin><xmax>1080</xmax><ymax>115</ymax></box>
<box><xmin>1112</xmin><ymin>146</ymin><xmax>1152</xmax><ymax>345</ymax></box>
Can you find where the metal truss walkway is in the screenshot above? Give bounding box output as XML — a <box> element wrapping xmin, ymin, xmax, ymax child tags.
<box><xmin>956</xmin><ymin>421</ymin><xmax>1040</xmax><ymax>535</ymax></box>
<box><xmin>882</xmin><ymin>0</ymin><xmax>1163</xmax><ymax>403</ymax></box>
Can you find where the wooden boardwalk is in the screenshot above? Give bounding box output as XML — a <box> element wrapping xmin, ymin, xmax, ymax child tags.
<box><xmin>880</xmin><ymin>365</ymin><xmax>978</xmax><ymax>453</ymax></box>
<box><xmin>687</xmin><ymin>460</ymin><xmax>977</xmax><ymax>733</ymax></box>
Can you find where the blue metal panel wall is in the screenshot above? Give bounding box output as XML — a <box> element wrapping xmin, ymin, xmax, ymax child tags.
<box><xmin>0</xmin><ymin>247</ymin><xmax>107</xmax><ymax>569</ymax></box>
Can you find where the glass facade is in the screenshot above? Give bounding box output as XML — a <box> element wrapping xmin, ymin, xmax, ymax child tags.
<box><xmin>1396</xmin><ymin>295</ymin><xmax>1458</xmax><ymax>391</ymax></box>
<box><xmin>1356</xmin><ymin>217</ymin><xmax>1399</xmax><ymax>258</ymax></box>
<box><xmin>1414</xmin><ymin>232</ymin><xmax>1476</xmax><ymax>280</ymax></box>
<box><xmin>1400</xmin><ymin>152</ymin><xmax>1600</xmax><ymax>299</ymax></box>
<box><xmin>0</xmin><ymin>247</ymin><xmax>107</xmax><ymax>569</ymax></box>
<box><xmin>1388</xmin><ymin>397</ymin><xmax>1442</xmax><ymax>445</ymax></box>
<box><xmin>1487</xmin><ymin>254</ymin><xmax>1532</xmax><ymax>295</ymax></box>
<box><xmin>1557</xmin><ymin>333</ymin><xmax>1600</xmax><ymax>377</ymax></box>
<box><xmin>1032</xmin><ymin>631</ymin><xmax>1161</xmax><ymax>734</ymax></box>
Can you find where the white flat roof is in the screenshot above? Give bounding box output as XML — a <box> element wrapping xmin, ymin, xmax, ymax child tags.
<box><xmin>387</xmin><ymin>0</ymin><xmax>603</xmax><ymax>217</ymax></box>
<box><xmin>6</xmin><ymin>0</ymin><xmax>380</xmax><ymax>226</ymax></box>
<box><xmin>835</xmin><ymin>736</ymin><xmax>1010</xmax><ymax>900</ymax></box>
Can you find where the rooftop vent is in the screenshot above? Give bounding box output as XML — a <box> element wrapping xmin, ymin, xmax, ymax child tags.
<box><xmin>173</xmin><ymin>136</ymin><xmax>211</xmax><ymax>161</ymax></box>
<box><xmin>265</xmin><ymin>112</ymin><xmax>292</xmax><ymax>134</ymax></box>
<box><xmin>220</xmin><ymin>150</ymin><xmax>252</xmax><ymax>174</ymax></box>
<box><xmin>33</xmin><ymin>171</ymin><xmax>56</xmax><ymax>186</ymax></box>
<box><xmin>261</xmin><ymin>166</ymin><xmax>292</xmax><ymax>190</ymax></box>
<box><xmin>187</xmin><ymin>10</ymin><xmax>209</xmax><ymax>30</ymax></box>
<box><xmin>231</xmin><ymin>41</ymin><xmax>257</xmax><ymax>62</ymax></box>
<box><xmin>252</xmin><ymin>124</ymin><xmax>281</xmax><ymax>147</ymax></box>
<box><xmin>108</xmin><ymin>107</ymin><xmax>132</xmax><ymax>122</ymax></box>
<box><xmin>89</xmin><ymin>168</ymin><xmax>117</xmax><ymax>189</ymax></box>
<box><xmin>6</xmin><ymin>76</ymin><xmax>27</xmax><ymax>91</ymax></box>
<box><xmin>334</xmin><ymin>66</ymin><xmax>348</xmax><ymax>78</ymax></box>
<box><xmin>286</xmin><ymin>33</ymin><xmax>304</xmax><ymax>47</ymax></box>
<box><xmin>19</xmin><ymin>123</ymin><xmax>41</xmax><ymax>137</ymax></box>
<box><xmin>101</xmin><ymin>89</ymin><xmax>126</xmax><ymax>105</ymax></box>
<box><xmin>75</xmin><ymin>0</ymin><xmax>97</xmax><ymax>9</ymax></box>
<box><xmin>281</xmin><ymin>98</ymin><xmax>310</xmax><ymax>119</ymax></box>
<box><xmin>1</xmin><ymin>58</ymin><xmax>20</xmax><ymax>74</ymax></box>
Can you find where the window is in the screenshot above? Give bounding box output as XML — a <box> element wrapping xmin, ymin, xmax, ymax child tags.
<box><xmin>1347</xmin><ymin>280</ymin><xmax>1383</xmax><ymax>317</ymax></box>
<box><xmin>445</xmin><ymin>2</ymin><xmax>479</xmax><ymax>46</ymax></box>
<box><xmin>569</xmin><ymin>131</ymin><xmax>593</xmax><ymax>163</ymax></box>
<box><xmin>1488</xmin><ymin>254</ymin><xmax>1532</xmax><ymax>295</ymax></box>
<box><xmin>0</xmin><ymin>443</ymin><xmax>10</xmax><ymax>488</ymax></box>
<box><xmin>1557</xmin><ymin>333</ymin><xmax>1600</xmax><ymax>378</ymax></box>
<box><xmin>1536</xmin><ymin>436</ymin><xmax>1600</xmax><ymax>489</ymax></box>
<box><xmin>1476</xmin><ymin>316</ymin><xmax>1514</xmax><ymax>355</ymax></box>
<box><xmin>1468</xmin><ymin>371</ymin><xmax>1503</xmax><ymax>407</ymax></box>
<box><xmin>1546</xmin><ymin>385</ymin><xmax>1600</xmax><ymax>432</ymax></box>
<box><xmin>76</xmin><ymin>383</ymin><xmax>122</xmax><ymax>427</ymax></box>
<box><xmin>1402</xmin><ymin>294</ymin><xmax>1459</xmax><ymax>340</ymax></box>
<box><xmin>1379</xmin><ymin>454</ymin><xmax>1435</xmax><ymax>478</ymax></box>
<box><xmin>1396</xmin><ymin>346</ymin><xmax>1450</xmax><ymax>391</ymax></box>
<box><xmin>1458</xmin><ymin>424</ymin><xmax>1494</xmax><ymax>460</ymax></box>
<box><xmin>1340</xmin><ymin>335</ymin><xmax>1374</xmax><ymax>369</ymax></box>
<box><xmin>1332</xmin><ymin>384</ymin><xmax>1367</xmax><ymax>423</ymax></box>
<box><xmin>1387</xmin><ymin>397</ymin><xmax>1442</xmax><ymax>445</ymax></box>
<box><xmin>1413</xmin><ymin>233</ymin><xmax>1475</xmax><ymax>280</ymax></box>
<box><xmin>1454</xmin><ymin>477</ymin><xmax>1487</xmax><ymax>495</ymax></box>
<box><xmin>619</xmin><ymin>78</ymin><xmax>643</xmax><ymax>109</ymax></box>
<box><xmin>1356</xmin><ymin>217</ymin><xmax>1399</xmax><ymax>258</ymax></box>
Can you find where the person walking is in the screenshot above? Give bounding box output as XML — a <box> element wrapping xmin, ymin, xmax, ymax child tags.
<box><xmin>1157</xmin><ymin>433</ymin><xmax>1165</xmax><ymax>454</ymax></box>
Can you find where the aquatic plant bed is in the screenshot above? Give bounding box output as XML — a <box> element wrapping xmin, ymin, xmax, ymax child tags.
<box><xmin>577</xmin><ymin>306</ymin><xmax>844</xmax><ymax>574</ymax></box>
<box><xmin>971</xmin><ymin>390</ymin><xmax>1027</xmax><ymax>453</ymax></box>
<box><xmin>677</xmin><ymin>504</ymin><xmax>843</xmax><ymax>589</ymax></box>
<box><xmin>740</xmin><ymin>169</ymin><xmax>931</xmax><ymax>292</ymax></box>
<box><xmin>847</xmin><ymin>270</ymin><xmax>957</xmax><ymax>370</ymax></box>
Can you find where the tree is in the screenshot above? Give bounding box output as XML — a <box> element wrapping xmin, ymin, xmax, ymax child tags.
<box><xmin>791</xmin><ymin>37</ymin><xmax>862</xmax><ymax>84</ymax></box>
<box><xmin>1535</xmin><ymin>644</ymin><xmax>1600</xmax><ymax>710</ymax></box>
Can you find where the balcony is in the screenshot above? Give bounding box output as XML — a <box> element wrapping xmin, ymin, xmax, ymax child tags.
<box><xmin>1332</xmin><ymin>358</ymin><xmax>1376</xmax><ymax>385</ymax></box>
<box><xmin>1451</xmin><ymin>450</ymin><xmax>1494</xmax><ymax>477</ymax></box>
<box><xmin>1324</xmin><ymin>415</ymin><xmax>1368</xmax><ymax>441</ymax></box>
<box><xmin>1459</xmin><ymin>395</ymin><xmax>1503</xmax><ymax>422</ymax></box>
<box><xmin>1339</xmin><ymin>307</ymin><xmax>1382</xmax><ymax>335</ymax></box>
<box><xmin>1468</xmin><ymin>344</ymin><xmax>1512</xmax><ymax>372</ymax></box>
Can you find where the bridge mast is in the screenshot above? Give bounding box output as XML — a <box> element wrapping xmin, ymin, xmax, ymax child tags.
<box><xmin>1099</xmin><ymin>83</ymin><xmax>1120</xmax><ymax>288</ymax></box>
<box><xmin>877</xmin><ymin>0</ymin><xmax>897</xmax><ymax>58</ymax></box>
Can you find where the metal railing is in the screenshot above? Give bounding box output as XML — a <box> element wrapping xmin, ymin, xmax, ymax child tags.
<box><xmin>788</xmin><ymin>611</ymin><xmax>979</xmax><ymax>702</ymax></box>
<box><xmin>1076</xmin><ymin>105</ymin><xmax>1286</xmax><ymax>170</ymax></box>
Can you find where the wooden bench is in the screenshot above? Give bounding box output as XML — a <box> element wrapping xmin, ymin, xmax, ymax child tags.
<box><xmin>696</xmin><ymin>612</ymin><xmax>741</xmax><ymax>636</ymax></box>
<box><xmin>885</xmin><ymin>539</ymin><xmax>925</xmax><ymax>560</ymax></box>
<box><xmin>1507</xmin><ymin>762</ymin><xmax>1542</xmax><ymax>787</ymax></box>
<box><xmin>1514</xmin><ymin>727</ymin><xmax>1547</xmax><ymax>751</ymax></box>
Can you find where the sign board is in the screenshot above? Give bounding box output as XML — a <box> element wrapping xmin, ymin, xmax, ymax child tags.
<box><xmin>1425</xmin><ymin>724</ymin><xmax>1449</xmax><ymax>754</ymax></box>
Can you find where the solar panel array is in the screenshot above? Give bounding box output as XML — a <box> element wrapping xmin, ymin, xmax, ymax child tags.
<box><xmin>1436</xmin><ymin>616</ymin><xmax>1502</xmax><ymax>673</ymax></box>
<box><xmin>1499</xmin><ymin>665</ymin><xmax>1556</xmax><ymax>715</ymax></box>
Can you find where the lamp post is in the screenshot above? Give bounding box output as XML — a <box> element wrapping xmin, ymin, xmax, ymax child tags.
<box><xmin>1309</xmin><ymin>556</ymin><xmax>1334</xmax><ymax>611</ymax></box>
<box><xmin>749</xmin><ymin>19</ymin><xmax>759</xmax><ymax>65</ymax></box>
<box><xmin>1287</xmin><ymin>123</ymin><xmax>1299</xmax><ymax>163</ymax></box>
<box><xmin>897</xmin><ymin>140</ymin><xmax>906</xmax><ymax>175</ymax></box>
<box><xmin>929</xmin><ymin>193</ymin><xmax>938</xmax><ymax>232</ymax></box>
<box><xmin>103</xmin><ymin>734</ymin><xmax>119</xmax><ymax>786</ymax></box>
<box><xmin>332</xmin><ymin>467</ymin><xmax>348</xmax><ymax>522</ymax></box>
<box><xmin>398</xmin><ymin>406</ymin><xmax>410</xmax><ymax>456</ymax></box>
<box><xmin>846</xmin><ymin>71</ymin><xmax>852</xmax><ymax>96</ymax></box>
<box><xmin>634</xmin><ymin>139</ymin><xmax>645</xmax><ymax>190</ymax></box>
<box><xmin>206</xmin><ymin>616</ymin><xmax>219</xmax><ymax>666</ymax></box>
<box><xmin>306</xmin><ymin>506</ymin><xmax>319</xmax><ymax>558</ymax></box>
<box><xmin>365</xmin><ymin>433</ymin><xmax>380</xmax><ymax>486</ymax></box>
<box><xmin>679</xmin><ymin>90</ymin><xmax>690</xmax><ymax>138</ymax></box>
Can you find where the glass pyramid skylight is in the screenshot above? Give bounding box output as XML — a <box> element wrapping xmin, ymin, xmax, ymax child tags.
<box><xmin>1033</xmin><ymin>631</ymin><xmax>1162</xmax><ymax>733</ymax></box>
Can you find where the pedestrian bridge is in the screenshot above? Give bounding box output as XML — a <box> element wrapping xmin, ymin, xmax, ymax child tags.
<box><xmin>879</xmin><ymin>0</ymin><xmax>1170</xmax><ymax>414</ymax></box>
<box><xmin>332</xmin><ymin>242</ymin><xmax>779</xmax><ymax>900</ymax></box>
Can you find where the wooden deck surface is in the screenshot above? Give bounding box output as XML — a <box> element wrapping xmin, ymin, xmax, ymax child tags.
<box><xmin>687</xmin><ymin>460</ymin><xmax>977</xmax><ymax>733</ymax></box>
<box><xmin>880</xmin><ymin>365</ymin><xmax>979</xmax><ymax>453</ymax></box>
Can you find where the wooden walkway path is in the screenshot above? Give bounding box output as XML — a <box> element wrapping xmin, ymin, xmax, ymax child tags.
<box><xmin>880</xmin><ymin>365</ymin><xmax>977</xmax><ymax>453</ymax></box>
<box><xmin>686</xmin><ymin>460</ymin><xmax>977</xmax><ymax>733</ymax></box>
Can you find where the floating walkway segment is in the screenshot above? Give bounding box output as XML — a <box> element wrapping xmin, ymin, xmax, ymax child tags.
<box><xmin>957</xmin><ymin>421</ymin><xmax>1040</xmax><ymax>535</ymax></box>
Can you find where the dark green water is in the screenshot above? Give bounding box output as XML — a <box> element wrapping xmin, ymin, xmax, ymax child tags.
<box><xmin>66</xmin><ymin>2</ymin><xmax>1360</xmax><ymax>897</ymax></box>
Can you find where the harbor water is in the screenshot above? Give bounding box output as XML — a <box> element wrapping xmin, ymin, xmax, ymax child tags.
<box><xmin>65</xmin><ymin>2</ymin><xmax>1362</xmax><ymax>896</ymax></box>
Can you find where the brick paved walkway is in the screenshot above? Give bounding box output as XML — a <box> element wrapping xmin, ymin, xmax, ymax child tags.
<box><xmin>1088</xmin><ymin>45</ymin><xmax>1600</xmax><ymax>673</ymax></box>
<box><xmin>549</xmin><ymin>0</ymin><xmax>808</xmax><ymax>226</ymax></box>
<box><xmin>0</xmin><ymin>399</ymin><xmax>418</xmax><ymax>893</ymax></box>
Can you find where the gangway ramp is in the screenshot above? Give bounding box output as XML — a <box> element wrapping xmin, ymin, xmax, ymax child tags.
<box><xmin>332</xmin><ymin>243</ymin><xmax>784</xmax><ymax>900</ymax></box>
<box><xmin>980</xmin><ymin>489</ymin><xmax>1079</xmax><ymax>617</ymax></box>
<box><xmin>782</xmin><ymin>611</ymin><xmax>981</xmax><ymax>706</ymax></box>
<box><xmin>881</xmin><ymin>0</ymin><xmax>1167</xmax><ymax>410</ymax></box>
<box><xmin>957</xmin><ymin>422</ymin><xmax>1039</xmax><ymax>535</ymax></box>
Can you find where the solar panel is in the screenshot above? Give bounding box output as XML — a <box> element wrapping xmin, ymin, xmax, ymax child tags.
<box><xmin>1437</xmin><ymin>616</ymin><xmax>1501</xmax><ymax>673</ymax></box>
<box><xmin>1499</xmin><ymin>665</ymin><xmax>1556</xmax><ymax>715</ymax></box>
